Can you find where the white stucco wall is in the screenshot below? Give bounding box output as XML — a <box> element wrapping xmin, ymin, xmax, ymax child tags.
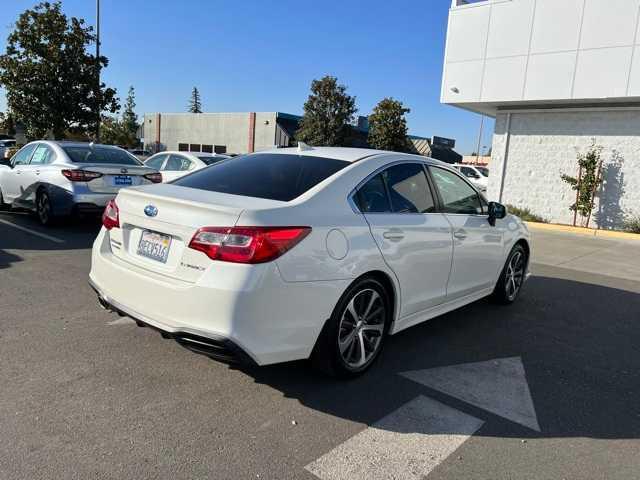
<box><xmin>487</xmin><ymin>109</ymin><xmax>640</xmax><ymax>229</ymax></box>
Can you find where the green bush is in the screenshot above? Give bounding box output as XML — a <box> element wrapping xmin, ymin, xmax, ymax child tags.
<box><xmin>623</xmin><ymin>216</ymin><xmax>640</xmax><ymax>234</ymax></box>
<box><xmin>506</xmin><ymin>205</ymin><xmax>549</xmax><ymax>223</ymax></box>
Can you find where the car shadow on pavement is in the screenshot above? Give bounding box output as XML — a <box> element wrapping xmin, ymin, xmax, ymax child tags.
<box><xmin>0</xmin><ymin>249</ymin><xmax>22</xmax><ymax>269</ymax></box>
<box><xmin>0</xmin><ymin>211</ymin><xmax>101</xmax><ymax>252</ymax></box>
<box><xmin>242</xmin><ymin>264</ymin><xmax>640</xmax><ymax>441</ymax></box>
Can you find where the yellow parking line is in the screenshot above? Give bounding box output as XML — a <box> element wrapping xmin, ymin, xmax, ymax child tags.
<box><xmin>0</xmin><ymin>218</ymin><xmax>65</xmax><ymax>244</ymax></box>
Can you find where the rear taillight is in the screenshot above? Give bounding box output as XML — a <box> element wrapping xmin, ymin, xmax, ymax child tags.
<box><xmin>144</xmin><ymin>172</ymin><xmax>162</xmax><ymax>183</ymax></box>
<box><xmin>102</xmin><ymin>199</ymin><xmax>120</xmax><ymax>230</ymax></box>
<box><xmin>188</xmin><ymin>226</ymin><xmax>311</xmax><ymax>264</ymax></box>
<box><xmin>61</xmin><ymin>169</ymin><xmax>103</xmax><ymax>182</ymax></box>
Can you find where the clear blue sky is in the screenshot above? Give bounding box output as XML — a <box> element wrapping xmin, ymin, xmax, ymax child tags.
<box><xmin>0</xmin><ymin>0</ymin><xmax>494</xmax><ymax>154</ymax></box>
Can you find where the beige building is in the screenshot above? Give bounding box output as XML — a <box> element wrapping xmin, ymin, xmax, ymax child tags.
<box><xmin>143</xmin><ymin>112</ymin><xmax>300</xmax><ymax>155</ymax></box>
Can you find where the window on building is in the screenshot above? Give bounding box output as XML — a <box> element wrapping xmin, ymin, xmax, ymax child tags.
<box><xmin>201</xmin><ymin>144</ymin><xmax>213</xmax><ymax>153</ymax></box>
<box><xmin>214</xmin><ymin>145</ymin><xmax>227</xmax><ymax>154</ymax></box>
<box><xmin>189</xmin><ymin>144</ymin><xmax>201</xmax><ymax>152</ymax></box>
<box><xmin>178</xmin><ymin>143</ymin><xmax>188</xmax><ymax>152</ymax></box>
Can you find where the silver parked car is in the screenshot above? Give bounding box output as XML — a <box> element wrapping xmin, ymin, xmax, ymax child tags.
<box><xmin>0</xmin><ymin>139</ymin><xmax>16</xmax><ymax>159</ymax></box>
<box><xmin>0</xmin><ymin>141</ymin><xmax>161</xmax><ymax>226</ymax></box>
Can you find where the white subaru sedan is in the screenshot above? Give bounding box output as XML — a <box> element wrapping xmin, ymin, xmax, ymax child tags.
<box><xmin>90</xmin><ymin>146</ymin><xmax>530</xmax><ymax>377</ymax></box>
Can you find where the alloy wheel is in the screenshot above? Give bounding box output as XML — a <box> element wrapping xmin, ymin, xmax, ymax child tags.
<box><xmin>338</xmin><ymin>288</ymin><xmax>386</xmax><ymax>369</ymax></box>
<box><xmin>505</xmin><ymin>250</ymin><xmax>525</xmax><ymax>301</ymax></box>
<box><xmin>37</xmin><ymin>193</ymin><xmax>50</xmax><ymax>225</ymax></box>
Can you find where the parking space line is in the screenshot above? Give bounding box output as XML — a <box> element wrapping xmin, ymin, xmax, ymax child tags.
<box><xmin>305</xmin><ymin>395</ymin><xmax>483</xmax><ymax>480</ymax></box>
<box><xmin>0</xmin><ymin>218</ymin><xmax>65</xmax><ymax>244</ymax></box>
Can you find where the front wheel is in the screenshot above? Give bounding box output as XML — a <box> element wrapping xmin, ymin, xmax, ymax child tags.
<box><xmin>0</xmin><ymin>186</ymin><xmax>8</xmax><ymax>211</ymax></box>
<box><xmin>492</xmin><ymin>244</ymin><xmax>527</xmax><ymax>304</ymax></box>
<box><xmin>311</xmin><ymin>277</ymin><xmax>390</xmax><ymax>378</ymax></box>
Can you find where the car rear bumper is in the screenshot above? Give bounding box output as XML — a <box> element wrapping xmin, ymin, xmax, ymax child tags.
<box><xmin>89</xmin><ymin>228</ymin><xmax>349</xmax><ymax>366</ymax></box>
<box><xmin>90</xmin><ymin>279</ymin><xmax>257</xmax><ymax>365</ymax></box>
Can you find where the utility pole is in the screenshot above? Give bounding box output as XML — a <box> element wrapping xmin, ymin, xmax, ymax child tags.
<box><xmin>96</xmin><ymin>0</ymin><xmax>101</xmax><ymax>142</ymax></box>
<box><xmin>475</xmin><ymin>114</ymin><xmax>484</xmax><ymax>160</ymax></box>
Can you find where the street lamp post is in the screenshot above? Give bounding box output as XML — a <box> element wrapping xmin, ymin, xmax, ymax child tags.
<box><xmin>96</xmin><ymin>0</ymin><xmax>101</xmax><ymax>142</ymax></box>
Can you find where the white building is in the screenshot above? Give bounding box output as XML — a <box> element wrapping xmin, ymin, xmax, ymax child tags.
<box><xmin>442</xmin><ymin>0</ymin><xmax>640</xmax><ymax>228</ymax></box>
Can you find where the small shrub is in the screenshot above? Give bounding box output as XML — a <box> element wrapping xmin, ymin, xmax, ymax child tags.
<box><xmin>623</xmin><ymin>216</ymin><xmax>640</xmax><ymax>234</ymax></box>
<box><xmin>506</xmin><ymin>205</ymin><xmax>548</xmax><ymax>223</ymax></box>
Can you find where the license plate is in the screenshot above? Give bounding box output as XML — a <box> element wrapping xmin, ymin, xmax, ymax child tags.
<box><xmin>114</xmin><ymin>175</ymin><xmax>133</xmax><ymax>186</ymax></box>
<box><xmin>137</xmin><ymin>230</ymin><xmax>172</xmax><ymax>263</ymax></box>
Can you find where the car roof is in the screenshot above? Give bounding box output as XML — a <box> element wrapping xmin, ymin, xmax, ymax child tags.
<box><xmin>33</xmin><ymin>140</ymin><xmax>127</xmax><ymax>150</ymax></box>
<box><xmin>262</xmin><ymin>146</ymin><xmax>451</xmax><ymax>167</ymax></box>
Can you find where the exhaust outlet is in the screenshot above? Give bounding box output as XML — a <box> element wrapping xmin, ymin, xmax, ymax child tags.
<box><xmin>97</xmin><ymin>296</ymin><xmax>110</xmax><ymax>311</ymax></box>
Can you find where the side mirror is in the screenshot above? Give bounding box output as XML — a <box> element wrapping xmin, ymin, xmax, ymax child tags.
<box><xmin>0</xmin><ymin>158</ymin><xmax>11</xmax><ymax>168</ymax></box>
<box><xmin>488</xmin><ymin>201</ymin><xmax>507</xmax><ymax>226</ymax></box>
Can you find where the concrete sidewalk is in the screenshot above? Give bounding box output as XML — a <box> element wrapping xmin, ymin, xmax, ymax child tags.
<box><xmin>530</xmin><ymin>228</ymin><xmax>640</xmax><ymax>283</ymax></box>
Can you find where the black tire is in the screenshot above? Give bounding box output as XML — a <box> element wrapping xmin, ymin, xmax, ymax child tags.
<box><xmin>491</xmin><ymin>244</ymin><xmax>527</xmax><ymax>305</ymax></box>
<box><xmin>36</xmin><ymin>189</ymin><xmax>57</xmax><ymax>227</ymax></box>
<box><xmin>311</xmin><ymin>276</ymin><xmax>391</xmax><ymax>378</ymax></box>
<box><xmin>0</xmin><ymin>186</ymin><xmax>8</xmax><ymax>211</ymax></box>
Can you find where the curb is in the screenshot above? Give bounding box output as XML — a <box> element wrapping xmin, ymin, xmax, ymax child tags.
<box><xmin>525</xmin><ymin>221</ymin><xmax>640</xmax><ymax>241</ymax></box>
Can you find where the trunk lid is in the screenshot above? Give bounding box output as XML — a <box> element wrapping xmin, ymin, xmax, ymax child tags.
<box><xmin>107</xmin><ymin>184</ymin><xmax>285</xmax><ymax>282</ymax></box>
<box><xmin>77</xmin><ymin>163</ymin><xmax>157</xmax><ymax>193</ymax></box>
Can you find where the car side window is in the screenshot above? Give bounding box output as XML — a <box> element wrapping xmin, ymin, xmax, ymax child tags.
<box><xmin>355</xmin><ymin>174</ymin><xmax>392</xmax><ymax>213</ymax></box>
<box><xmin>164</xmin><ymin>155</ymin><xmax>191</xmax><ymax>171</ymax></box>
<box><xmin>11</xmin><ymin>143</ymin><xmax>37</xmax><ymax>166</ymax></box>
<box><xmin>30</xmin><ymin>145</ymin><xmax>54</xmax><ymax>165</ymax></box>
<box><xmin>461</xmin><ymin>166</ymin><xmax>480</xmax><ymax>179</ymax></box>
<box><xmin>430</xmin><ymin>167</ymin><xmax>484</xmax><ymax>215</ymax></box>
<box><xmin>146</xmin><ymin>154</ymin><xmax>167</xmax><ymax>170</ymax></box>
<box><xmin>383</xmin><ymin>163</ymin><xmax>436</xmax><ymax>214</ymax></box>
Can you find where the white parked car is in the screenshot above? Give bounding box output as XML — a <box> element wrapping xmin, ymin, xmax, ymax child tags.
<box><xmin>144</xmin><ymin>151</ymin><xmax>230</xmax><ymax>183</ymax></box>
<box><xmin>0</xmin><ymin>141</ymin><xmax>161</xmax><ymax>225</ymax></box>
<box><xmin>90</xmin><ymin>147</ymin><xmax>530</xmax><ymax>377</ymax></box>
<box><xmin>452</xmin><ymin>164</ymin><xmax>489</xmax><ymax>192</ymax></box>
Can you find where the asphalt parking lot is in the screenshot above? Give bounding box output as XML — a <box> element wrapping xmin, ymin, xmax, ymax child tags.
<box><xmin>1</xmin><ymin>211</ymin><xmax>640</xmax><ymax>480</ymax></box>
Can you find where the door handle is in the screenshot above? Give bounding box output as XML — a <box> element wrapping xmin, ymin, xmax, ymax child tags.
<box><xmin>383</xmin><ymin>229</ymin><xmax>405</xmax><ymax>241</ymax></box>
<box><xmin>35</xmin><ymin>170</ymin><xmax>40</xmax><ymax>175</ymax></box>
<box><xmin>453</xmin><ymin>229</ymin><xmax>468</xmax><ymax>240</ymax></box>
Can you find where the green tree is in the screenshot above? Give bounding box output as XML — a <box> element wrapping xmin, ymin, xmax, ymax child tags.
<box><xmin>0</xmin><ymin>111</ymin><xmax>16</xmax><ymax>135</ymax></box>
<box><xmin>561</xmin><ymin>140</ymin><xmax>604</xmax><ymax>225</ymax></box>
<box><xmin>188</xmin><ymin>87</ymin><xmax>202</xmax><ymax>113</ymax></box>
<box><xmin>367</xmin><ymin>97</ymin><xmax>410</xmax><ymax>152</ymax></box>
<box><xmin>296</xmin><ymin>76</ymin><xmax>357</xmax><ymax>146</ymax></box>
<box><xmin>0</xmin><ymin>1</ymin><xmax>119</xmax><ymax>140</ymax></box>
<box><xmin>121</xmin><ymin>86</ymin><xmax>139</xmax><ymax>147</ymax></box>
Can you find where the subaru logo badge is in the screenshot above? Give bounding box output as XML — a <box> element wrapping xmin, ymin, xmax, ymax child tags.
<box><xmin>144</xmin><ymin>205</ymin><xmax>158</xmax><ymax>217</ymax></box>
<box><xmin>121</xmin><ymin>168</ymin><xmax>128</xmax><ymax>174</ymax></box>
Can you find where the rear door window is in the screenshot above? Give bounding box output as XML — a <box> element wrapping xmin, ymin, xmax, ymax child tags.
<box><xmin>145</xmin><ymin>154</ymin><xmax>167</xmax><ymax>170</ymax></box>
<box><xmin>384</xmin><ymin>163</ymin><xmax>436</xmax><ymax>213</ymax></box>
<box><xmin>164</xmin><ymin>154</ymin><xmax>192</xmax><ymax>171</ymax></box>
<box><xmin>173</xmin><ymin>153</ymin><xmax>349</xmax><ymax>201</ymax></box>
<box><xmin>11</xmin><ymin>143</ymin><xmax>37</xmax><ymax>166</ymax></box>
<box><xmin>30</xmin><ymin>145</ymin><xmax>54</xmax><ymax>165</ymax></box>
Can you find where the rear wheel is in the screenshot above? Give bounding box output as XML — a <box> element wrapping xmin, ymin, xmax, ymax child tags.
<box><xmin>492</xmin><ymin>244</ymin><xmax>527</xmax><ymax>304</ymax></box>
<box><xmin>311</xmin><ymin>277</ymin><xmax>390</xmax><ymax>378</ymax></box>
<box><xmin>36</xmin><ymin>190</ymin><xmax>57</xmax><ymax>226</ymax></box>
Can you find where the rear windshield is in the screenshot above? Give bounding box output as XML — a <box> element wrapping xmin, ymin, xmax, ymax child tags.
<box><xmin>173</xmin><ymin>153</ymin><xmax>349</xmax><ymax>201</ymax></box>
<box><xmin>62</xmin><ymin>146</ymin><xmax>141</xmax><ymax>165</ymax></box>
